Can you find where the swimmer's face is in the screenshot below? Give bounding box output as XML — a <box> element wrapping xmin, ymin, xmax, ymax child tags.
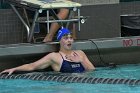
<box><xmin>60</xmin><ymin>34</ymin><xmax>74</xmax><ymax>50</ymax></box>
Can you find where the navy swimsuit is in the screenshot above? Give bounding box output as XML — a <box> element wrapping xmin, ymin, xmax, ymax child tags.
<box><xmin>59</xmin><ymin>52</ymin><xmax>85</xmax><ymax>73</ymax></box>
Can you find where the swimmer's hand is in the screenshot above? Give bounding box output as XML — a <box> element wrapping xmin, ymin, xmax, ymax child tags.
<box><xmin>65</xmin><ymin>53</ymin><xmax>82</xmax><ymax>62</ymax></box>
<box><xmin>0</xmin><ymin>68</ymin><xmax>15</xmax><ymax>75</ymax></box>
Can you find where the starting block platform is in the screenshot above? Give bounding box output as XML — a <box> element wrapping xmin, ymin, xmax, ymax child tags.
<box><xmin>6</xmin><ymin>0</ymin><xmax>81</xmax><ymax>9</ymax></box>
<box><xmin>5</xmin><ymin>0</ymin><xmax>83</xmax><ymax>42</ymax></box>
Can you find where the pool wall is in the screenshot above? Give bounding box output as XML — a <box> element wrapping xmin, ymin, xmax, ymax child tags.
<box><xmin>0</xmin><ymin>36</ymin><xmax>140</xmax><ymax>71</ymax></box>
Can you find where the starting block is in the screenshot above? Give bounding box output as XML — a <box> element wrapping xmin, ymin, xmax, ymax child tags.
<box><xmin>5</xmin><ymin>0</ymin><xmax>85</xmax><ymax>42</ymax></box>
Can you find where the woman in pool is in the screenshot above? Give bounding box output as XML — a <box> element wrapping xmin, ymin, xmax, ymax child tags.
<box><xmin>1</xmin><ymin>27</ymin><xmax>95</xmax><ymax>75</ymax></box>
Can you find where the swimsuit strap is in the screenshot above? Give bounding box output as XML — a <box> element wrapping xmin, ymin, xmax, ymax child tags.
<box><xmin>59</xmin><ymin>52</ymin><xmax>64</xmax><ymax>60</ymax></box>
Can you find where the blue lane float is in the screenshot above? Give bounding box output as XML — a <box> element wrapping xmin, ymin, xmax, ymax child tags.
<box><xmin>0</xmin><ymin>72</ymin><xmax>140</xmax><ymax>85</ymax></box>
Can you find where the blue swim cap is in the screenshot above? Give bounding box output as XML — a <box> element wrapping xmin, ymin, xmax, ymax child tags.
<box><xmin>57</xmin><ymin>27</ymin><xmax>71</xmax><ymax>41</ymax></box>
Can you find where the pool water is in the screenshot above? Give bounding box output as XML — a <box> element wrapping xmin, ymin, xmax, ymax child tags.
<box><xmin>89</xmin><ymin>64</ymin><xmax>140</xmax><ymax>79</ymax></box>
<box><xmin>0</xmin><ymin>64</ymin><xmax>140</xmax><ymax>93</ymax></box>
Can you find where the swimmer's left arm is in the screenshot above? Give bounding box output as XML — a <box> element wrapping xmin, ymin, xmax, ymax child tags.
<box><xmin>79</xmin><ymin>50</ymin><xmax>95</xmax><ymax>70</ymax></box>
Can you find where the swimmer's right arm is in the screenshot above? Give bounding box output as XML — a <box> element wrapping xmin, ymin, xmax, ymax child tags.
<box><xmin>0</xmin><ymin>64</ymin><xmax>34</xmax><ymax>75</ymax></box>
<box><xmin>0</xmin><ymin>53</ymin><xmax>54</xmax><ymax>75</ymax></box>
